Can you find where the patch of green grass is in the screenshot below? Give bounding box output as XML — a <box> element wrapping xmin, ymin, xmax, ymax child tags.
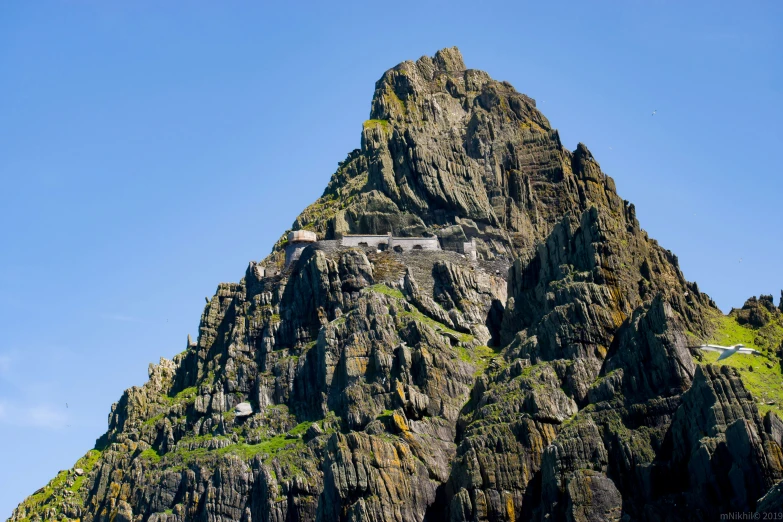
<box><xmin>15</xmin><ymin>446</ymin><xmax>107</xmax><ymax>520</ymax></box>
<box><xmin>70</xmin><ymin>476</ymin><xmax>88</xmax><ymax>496</ymax></box>
<box><xmin>706</xmin><ymin>310</ymin><xmax>783</xmax><ymax>356</ymax></box>
<box><xmin>377</xmin><ymin>409</ymin><xmax>394</xmax><ymax>419</ymax></box>
<box><xmin>467</xmin><ymin>345</ymin><xmax>503</xmax><ymax>374</ymax></box>
<box><xmin>399</xmin><ymin>309</ymin><xmax>474</xmax><ymax>343</ymax></box>
<box><xmin>698</xmin><ymin>350</ymin><xmax>783</xmax><ymax>416</ymax></box>
<box><xmin>140</xmin><ymin>447</ymin><xmax>162</xmax><ymax>463</ymax></box>
<box><xmin>363</xmin><ymin>119</ymin><xmax>390</xmax><ymax>129</ymax></box>
<box><xmin>144</xmin><ymin>412</ymin><xmax>166</xmax><ymax>426</ymax></box>
<box><xmin>708</xmin><ymin>314</ymin><xmax>760</xmax><ymax>349</ymax></box>
<box><xmin>20</xmin><ymin>471</ymin><xmax>68</xmax><ymax>512</ymax></box>
<box><xmin>156</xmin><ymin>421</ymin><xmax>311</xmax><ymax>468</ymax></box>
<box><xmin>364</xmin><ymin>283</ymin><xmax>405</xmax><ymax>300</ymax></box>
<box><xmin>174</xmin><ymin>386</ymin><xmax>198</xmax><ymax>400</ymax></box>
<box><xmin>70</xmin><ymin>449</ymin><xmax>103</xmax><ymax>492</ymax></box>
<box><xmin>288</xmin><ymin>421</ymin><xmax>311</xmax><ymax>437</ymax></box>
<box><xmin>759</xmin><ymin>322</ymin><xmax>783</xmax><ymax>352</ymax></box>
<box><xmin>222</xmin><ymin>437</ymin><xmax>302</xmax><ymax>460</ymax></box>
<box><xmin>456</xmin><ymin>344</ymin><xmax>501</xmax><ymax>372</ymax></box>
<box><xmin>176</xmin><ymin>433</ymin><xmax>231</xmax><ymax>447</ymax></box>
<box><xmin>456</xmin><ymin>346</ymin><xmax>472</xmax><ymax>363</ymax></box>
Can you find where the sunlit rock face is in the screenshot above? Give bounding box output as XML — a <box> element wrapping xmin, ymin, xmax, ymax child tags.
<box><xmin>14</xmin><ymin>47</ymin><xmax>783</xmax><ymax>522</ymax></box>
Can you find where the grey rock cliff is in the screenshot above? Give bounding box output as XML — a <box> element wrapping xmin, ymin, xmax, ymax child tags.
<box><xmin>12</xmin><ymin>47</ymin><xmax>782</xmax><ymax>522</ymax></box>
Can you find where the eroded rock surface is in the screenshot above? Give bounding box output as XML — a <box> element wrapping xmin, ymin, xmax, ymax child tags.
<box><xmin>11</xmin><ymin>47</ymin><xmax>783</xmax><ymax>522</ymax></box>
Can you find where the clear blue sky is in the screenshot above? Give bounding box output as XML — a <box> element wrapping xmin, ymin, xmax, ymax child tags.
<box><xmin>1</xmin><ymin>0</ymin><xmax>781</xmax><ymax>516</ymax></box>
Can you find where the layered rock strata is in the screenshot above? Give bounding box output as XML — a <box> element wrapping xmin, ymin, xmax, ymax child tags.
<box><xmin>12</xmin><ymin>47</ymin><xmax>782</xmax><ymax>522</ymax></box>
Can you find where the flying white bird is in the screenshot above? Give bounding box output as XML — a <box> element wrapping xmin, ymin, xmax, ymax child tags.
<box><xmin>652</xmin><ymin>110</ymin><xmax>657</xmax><ymax>116</ymax></box>
<box><xmin>699</xmin><ymin>343</ymin><xmax>760</xmax><ymax>361</ymax></box>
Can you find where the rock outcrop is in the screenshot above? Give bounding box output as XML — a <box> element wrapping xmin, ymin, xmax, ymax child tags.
<box><xmin>11</xmin><ymin>47</ymin><xmax>783</xmax><ymax>522</ymax></box>
<box><xmin>668</xmin><ymin>365</ymin><xmax>783</xmax><ymax>517</ymax></box>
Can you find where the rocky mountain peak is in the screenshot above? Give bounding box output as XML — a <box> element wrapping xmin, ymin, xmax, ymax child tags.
<box><xmin>432</xmin><ymin>46</ymin><xmax>466</xmax><ymax>72</ymax></box>
<box><xmin>13</xmin><ymin>49</ymin><xmax>783</xmax><ymax>522</ymax></box>
<box><xmin>284</xmin><ymin>48</ymin><xmax>646</xmax><ymax>274</ymax></box>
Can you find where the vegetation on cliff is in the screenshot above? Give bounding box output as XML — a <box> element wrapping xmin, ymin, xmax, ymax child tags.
<box><xmin>10</xmin><ymin>47</ymin><xmax>783</xmax><ymax>522</ymax></box>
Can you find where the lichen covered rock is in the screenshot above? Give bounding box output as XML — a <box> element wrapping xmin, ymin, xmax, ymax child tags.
<box><xmin>12</xmin><ymin>47</ymin><xmax>783</xmax><ymax>522</ymax></box>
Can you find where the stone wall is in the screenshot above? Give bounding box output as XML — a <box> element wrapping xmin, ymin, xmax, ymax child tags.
<box><xmin>388</xmin><ymin>236</ymin><xmax>440</xmax><ymax>252</ymax></box>
<box><xmin>462</xmin><ymin>240</ymin><xmax>477</xmax><ymax>261</ymax></box>
<box><xmin>341</xmin><ymin>234</ymin><xmax>391</xmax><ymax>249</ymax></box>
<box><xmin>284</xmin><ymin>243</ymin><xmax>308</xmax><ymax>267</ymax></box>
<box><xmin>285</xmin><ymin>234</ymin><xmax>443</xmax><ymax>270</ymax></box>
<box><xmin>340</xmin><ymin>234</ymin><xmax>441</xmax><ymax>252</ymax></box>
<box><xmin>285</xmin><ymin>231</ymin><xmax>319</xmax><ymax>267</ymax></box>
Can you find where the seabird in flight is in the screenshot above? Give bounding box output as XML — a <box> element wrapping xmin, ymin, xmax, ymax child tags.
<box><xmin>699</xmin><ymin>343</ymin><xmax>760</xmax><ymax>361</ymax></box>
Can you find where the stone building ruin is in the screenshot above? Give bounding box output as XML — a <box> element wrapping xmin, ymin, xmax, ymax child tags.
<box><xmin>340</xmin><ymin>232</ymin><xmax>440</xmax><ymax>253</ymax></box>
<box><xmin>284</xmin><ymin>230</ymin><xmax>317</xmax><ymax>267</ymax></box>
<box><xmin>283</xmin><ymin>231</ymin><xmax>477</xmax><ymax>267</ymax></box>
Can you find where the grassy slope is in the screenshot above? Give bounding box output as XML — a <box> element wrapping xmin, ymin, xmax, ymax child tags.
<box><xmin>696</xmin><ymin>311</ymin><xmax>783</xmax><ymax>416</ymax></box>
<box><xmin>13</xmin><ymin>449</ymin><xmax>103</xmax><ymax>521</ymax></box>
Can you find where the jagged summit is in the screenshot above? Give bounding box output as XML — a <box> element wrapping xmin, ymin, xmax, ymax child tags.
<box><xmin>11</xmin><ymin>49</ymin><xmax>783</xmax><ymax>522</ymax></box>
<box><xmin>280</xmin><ymin>48</ymin><xmax>639</xmax><ymax>268</ymax></box>
<box><xmin>382</xmin><ymin>46</ymin><xmax>469</xmax><ymax>83</ymax></box>
<box><xmin>280</xmin><ymin>47</ymin><xmax>715</xmax><ymax>338</ymax></box>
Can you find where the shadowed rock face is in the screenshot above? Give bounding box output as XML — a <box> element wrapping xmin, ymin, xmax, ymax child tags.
<box><xmin>11</xmin><ymin>47</ymin><xmax>781</xmax><ymax>522</ymax></box>
<box><xmin>668</xmin><ymin>365</ymin><xmax>783</xmax><ymax>517</ymax></box>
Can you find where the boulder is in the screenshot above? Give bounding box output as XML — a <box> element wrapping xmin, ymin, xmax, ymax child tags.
<box><xmin>234</xmin><ymin>402</ymin><xmax>253</xmax><ymax>417</ymax></box>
